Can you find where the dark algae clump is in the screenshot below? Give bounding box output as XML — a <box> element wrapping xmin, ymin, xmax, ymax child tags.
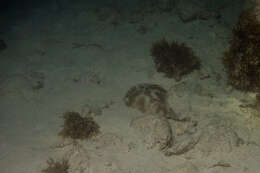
<box><xmin>150</xmin><ymin>38</ymin><xmax>200</xmax><ymax>81</ymax></box>
<box><xmin>41</xmin><ymin>158</ymin><xmax>69</xmax><ymax>173</ymax></box>
<box><xmin>59</xmin><ymin>111</ymin><xmax>100</xmax><ymax>140</ymax></box>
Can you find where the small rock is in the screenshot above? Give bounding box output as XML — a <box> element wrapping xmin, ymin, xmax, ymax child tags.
<box><xmin>136</xmin><ymin>25</ymin><xmax>148</xmax><ymax>35</ymax></box>
<box><xmin>130</xmin><ymin>115</ymin><xmax>173</xmax><ymax>151</ymax></box>
<box><xmin>32</xmin><ymin>80</ymin><xmax>44</xmax><ymax>90</ymax></box>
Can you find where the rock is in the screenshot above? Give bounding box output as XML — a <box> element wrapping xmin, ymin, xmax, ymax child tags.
<box><xmin>156</xmin><ymin>0</ymin><xmax>175</xmax><ymax>11</ymax></box>
<box><xmin>95</xmin><ymin>5</ymin><xmax>121</xmax><ymax>22</ymax></box>
<box><xmin>164</xmin><ymin>132</ymin><xmax>201</xmax><ymax>156</ymax></box>
<box><xmin>165</xmin><ymin>119</ymin><xmax>200</xmax><ymax>156</ymax></box>
<box><xmin>130</xmin><ymin>114</ymin><xmax>200</xmax><ymax>156</ymax></box>
<box><xmin>130</xmin><ymin>115</ymin><xmax>173</xmax><ymax>151</ymax></box>
<box><xmin>28</xmin><ymin>71</ymin><xmax>45</xmax><ymax>90</ymax></box>
<box><xmin>125</xmin><ymin>83</ymin><xmax>200</xmax><ymax>156</ymax></box>
<box><xmin>176</xmin><ymin>0</ymin><xmax>202</xmax><ymax>23</ymax></box>
<box><xmin>137</xmin><ymin>0</ymin><xmax>175</xmax><ymax>13</ymax></box>
<box><xmin>124</xmin><ymin>83</ymin><xmax>179</xmax><ymax>120</ymax></box>
<box><xmin>176</xmin><ymin>0</ymin><xmax>222</xmax><ymax>23</ymax></box>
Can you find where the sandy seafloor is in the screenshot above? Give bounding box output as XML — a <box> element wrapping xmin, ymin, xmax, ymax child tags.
<box><xmin>0</xmin><ymin>1</ymin><xmax>260</xmax><ymax>173</ymax></box>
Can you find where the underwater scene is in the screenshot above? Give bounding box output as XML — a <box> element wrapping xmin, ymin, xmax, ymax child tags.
<box><xmin>0</xmin><ymin>0</ymin><xmax>260</xmax><ymax>173</ymax></box>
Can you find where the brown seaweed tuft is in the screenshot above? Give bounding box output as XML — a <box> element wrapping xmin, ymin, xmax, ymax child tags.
<box><xmin>222</xmin><ymin>10</ymin><xmax>260</xmax><ymax>91</ymax></box>
<box><xmin>41</xmin><ymin>158</ymin><xmax>69</xmax><ymax>173</ymax></box>
<box><xmin>59</xmin><ymin>111</ymin><xmax>100</xmax><ymax>140</ymax></box>
<box><xmin>150</xmin><ymin>38</ymin><xmax>200</xmax><ymax>80</ymax></box>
